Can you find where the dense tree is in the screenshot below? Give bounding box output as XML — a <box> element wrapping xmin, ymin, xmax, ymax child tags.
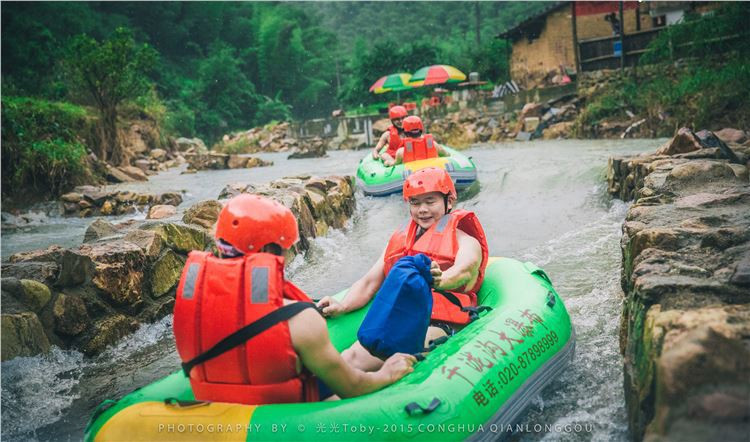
<box><xmin>64</xmin><ymin>28</ymin><xmax>157</xmax><ymax>164</ymax></box>
<box><xmin>1</xmin><ymin>1</ymin><xmax>548</xmax><ymax>142</ymax></box>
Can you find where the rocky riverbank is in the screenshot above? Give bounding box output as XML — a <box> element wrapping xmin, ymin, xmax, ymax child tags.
<box><xmin>1</xmin><ymin>175</ymin><xmax>355</xmax><ymax>362</ymax></box>
<box><xmin>607</xmin><ymin>128</ymin><xmax>750</xmax><ymax>441</ymax></box>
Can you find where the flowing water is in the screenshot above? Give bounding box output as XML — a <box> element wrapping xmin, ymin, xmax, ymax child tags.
<box><xmin>1</xmin><ymin>139</ymin><xmax>659</xmax><ymax>441</ymax></box>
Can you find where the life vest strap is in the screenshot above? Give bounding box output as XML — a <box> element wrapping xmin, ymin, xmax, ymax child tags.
<box><xmin>182</xmin><ymin>302</ymin><xmax>318</xmax><ymax>377</ymax></box>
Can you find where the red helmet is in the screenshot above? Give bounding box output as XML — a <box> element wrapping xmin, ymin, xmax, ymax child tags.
<box><xmin>402</xmin><ymin>115</ymin><xmax>424</xmax><ymax>133</ymax></box>
<box><xmin>215</xmin><ymin>194</ymin><xmax>298</xmax><ymax>254</ymax></box>
<box><xmin>403</xmin><ymin>167</ymin><xmax>457</xmax><ymax>201</ymax></box>
<box><xmin>388</xmin><ymin>105</ymin><xmax>407</xmax><ymax>120</ymax></box>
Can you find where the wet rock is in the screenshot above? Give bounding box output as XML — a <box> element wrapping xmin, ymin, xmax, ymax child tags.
<box><xmin>159</xmin><ymin>192</ymin><xmax>183</xmax><ymax>207</ymax></box>
<box><xmin>729</xmin><ymin>252</ymin><xmax>750</xmax><ymax>286</ymax></box>
<box><xmin>150</xmin><ymin>250</ymin><xmax>184</xmax><ymax>297</ymax></box>
<box><xmin>143</xmin><ymin>222</ymin><xmax>209</xmax><ymax>254</ymax></box>
<box><xmin>61</xmin><ymin>192</ymin><xmax>83</xmax><ymax>203</ymax></box>
<box><xmin>246</xmin><ymin>157</ymin><xmax>273</xmax><ymax>168</ymax></box>
<box><xmin>150</xmin><ymin>148</ymin><xmax>167</xmax><ymax>161</ymax></box>
<box><xmin>18</xmin><ymin>279</ymin><xmax>52</xmax><ymax>312</ymax></box>
<box><xmin>100</xmin><ymin>200</ymin><xmax>115</xmax><ymax>215</ymax></box>
<box><xmin>119</xmin><ymin>166</ymin><xmax>148</xmax><ymax>182</ymax></box>
<box><xmin>78</xmin><ymin>241</ymin><xmax>146</xmax><ymax>305</ymax></box>
<box><xmin>147</xmin><ymin>204</ymin><xmax>177</xmax><ymax>220</ymax></box>
<box><xmin>1</xmin><ymin>311</ymin><xmax>50</xmax><ymax>361</ymax></box>
<box><xmin>666</xmin><ymin>161</ymin><xmax>739</xmax><ymax>188</ymax></box>
<box><xmin>134</xmin><ymin>159</ymin><xmax>151</xmax><ymax>172</ymax></box>
<box><xmin>715</xmin><ymin>128</ymin><xmax>748</xmax><ymax>145</ymax></box>
<box><xmin>183</xmin><ymin>200</ymin><xmax>222</xmax><ymax>230</ymax></box>
<box><xmin>287</xmin><ymin>137</ymin><xmax>328</xmax><ymax>159</ymax></box>
<box><xmin>123</xmin><ymin>229</ymin><xmax>164</xmax><ymax>258</ymax></box>
<box><xmin>106</xmin><ymin>165</ymin><xmax>136</xmax><ymax>183</ymax></box>
<box><xmin>81</xmin><ymin>314</ymin><xmax>139</xmax><ymax>356</ymax></box>
<box><xmin>655</xmin><ymin>128</ymin><xmax>703</xmax><ymax>156</ymax></box>
<box><xmin>612</xmin><ymin>134</ymin><xmax>750</xmax><ymax>441</ymax></box>
<box><xmin>53</xmin><ymin>293</ymin><xmax>89</xmax><ymax>336</ymax></box>
<box><xmin>1</xmin><ymin>262</ymin><xmax>59</xmax><ymax>286</ymax></box>
<box><xmin>175</xmin><ymin>137</ymin><xmax>208</xmax><ymax>154</ymax></box>
<box><xmin>56</xmin><ymin>249</ymin><xmax>95</xmax><ymax>287</ymax></box>
<box><xmin>228</xmin><ymin>154</ymin><xmax>249</xmax><ymax>169</ymax></box>
<box><xmin>542</xmin><ymin>121</ymin><xmax>574</xmax><ymax>139</ymax></box>
<box><xmin>84</xmin><ymin>219</ymin><xmax>119</xmax><ymax>243</ymax></box>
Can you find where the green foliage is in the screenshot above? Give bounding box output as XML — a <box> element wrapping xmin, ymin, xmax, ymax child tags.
<box><xmin>640</xmin><ymin>3</ymin><xmax>750</xmax><ymax>65</ymax></box>
<box><xmin>1</xmin><ymin>97</ymin><xmax>91</xmax><ymax>199</ymax></box>
<box><xmin>64</xmin><ymin>27</ymin><xmax>157</xmax><ymax>163</ymax></box>
<box><xmin>578</xmin><ymin>3</ymin><xmax>750</xmax><ymax>135</ymax></box>
<box><xmin>256</xmin><ymin>93</ymin><xmax>293</xmax><ymax>124</ymax></box>
<box><xmin>216</xmin><ymin>137</ymin><xmax>261</xmax><ymax>155</ymax></box>
<box><xmin>64</xmin><ymin>27</ymin><xmax>157</xmax><ymax>111</ymax></box>
<box><xmin>2</xmin><ymin>1</ymin><xmax>547</xmax><ymax>145</ymax></box>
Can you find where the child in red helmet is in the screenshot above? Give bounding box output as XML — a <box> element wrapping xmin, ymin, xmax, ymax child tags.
<box><xmin>317</xmin><ymin>168</ymin><xmax>488</xmax><ymax>371</ymax></box>
<box><xmin>372</xmin><ymin>105</ymin><xmax>407</xmax><ymax>166</ymax></box>
<box><xmin>393</xmin><ymin>116</ymin><xmax>448</xmax><ymax>165</ymax></box>
<box><xmin>174</xmin><ymin>194</ymin><xmax>416</xmax><ymax>404</ymax></box>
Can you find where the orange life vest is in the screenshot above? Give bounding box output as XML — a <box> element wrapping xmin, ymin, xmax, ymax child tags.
<box><xmin>173</xmin><ymin>251</ymin><xmax>319</xmax><ymax>405</ymax></box>
<box><xmin>383</xmin><ymin>209</ymin><xmax>489</xmax><ymax>325</ymax></box>
<box><xmin>402</xmin><ymin>134</ymin><xmax>438</xmax><ymax>163</ymax></box>
<box><xmin>385</xmin><ymin>125</ymin><xmax>403</xmax><ymax>157</ymax></box>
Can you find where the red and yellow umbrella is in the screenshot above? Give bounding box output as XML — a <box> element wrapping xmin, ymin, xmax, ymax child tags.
<box><xmin>369</xmin><ymin>73</ymin><xmax>413</xmax><ymax>94</ymax></box>
<box><xmin>408</xmin><ymin>65</ymin><xmax>466</xmax><ymax>87</ymax></box>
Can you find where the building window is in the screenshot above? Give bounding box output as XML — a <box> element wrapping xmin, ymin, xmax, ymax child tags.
<box><xmin>652</xmin><ymin>15</ymin><xmax>666</xmax><ymax>27</ymax></box>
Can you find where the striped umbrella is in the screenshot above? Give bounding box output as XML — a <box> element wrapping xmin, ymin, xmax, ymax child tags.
<box><xmin>409</xmin><ymin>65</ymin><xmax>466</xmax><ymax>87</ymax></box>
<box><xmin>369</xmin><ymin>73</ymin><xmax>413</xmax><ymax>94</ymax></box>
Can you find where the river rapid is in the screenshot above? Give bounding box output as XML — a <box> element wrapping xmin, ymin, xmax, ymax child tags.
<box><xmin>1</xmin><ymin>139</ymin><xmax>659</xmax><ymax>441</ymax></box>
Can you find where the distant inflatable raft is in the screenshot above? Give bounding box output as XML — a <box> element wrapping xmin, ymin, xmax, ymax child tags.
<box><xmin>356</xmin><ymin>146</ymin><xmax>478</xmax><ymax>196</ymax></box>
<box><xmin>85</xmin><ymin>257</ymin><xmax>574</xmax><ymax>441</ymax></box>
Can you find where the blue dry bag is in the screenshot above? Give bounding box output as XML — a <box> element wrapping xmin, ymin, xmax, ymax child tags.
<box><xmin>357</xmin><ymin>254</ymin><xmax>433</xmax><ymax>359</ymax></box>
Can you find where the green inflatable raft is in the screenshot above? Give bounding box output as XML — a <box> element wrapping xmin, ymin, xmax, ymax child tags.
<box><xmin>85</xmin><ymin>257</ymin><xmax>574</xmax><ymax>441</ymax></box>
<box><xmin>356</xmin><ymin>147</ymin><xmax>478</xmax><ymax>197</ymax></box>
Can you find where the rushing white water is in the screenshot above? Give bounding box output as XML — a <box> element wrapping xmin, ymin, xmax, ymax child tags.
<box><xmin>0</xmin><ymin>139</ymin><xmax>659</xmax><ymax>441</ymax></box>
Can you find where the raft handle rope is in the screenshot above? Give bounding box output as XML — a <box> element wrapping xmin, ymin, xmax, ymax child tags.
<box><xmin>405</xmin><ymin>397</ymin><xmax>442</xmax><ymax>416</ymax></box>
<box><xmin>164</xmin><ymin>398</ymin><xmax>210</xmax><ymax>409</ymax></box>
<box><xmin>434</xmin><ymin>289</ymin><xmax>493</xmax><ymax>322</ymax></box>
<box><xmin>546</xmin><ymin>291</ymin><xmax>556</xmax><ymax>308</ymax></box>
<box><xmin>181</xmin><ymin>302</ymin><xmax>318</xmax><ymax>377</ymax></box>
<box><xmin>426</xmin><ymin>335</ymin><xmax>450</xmax><ymax>352</ymax></box>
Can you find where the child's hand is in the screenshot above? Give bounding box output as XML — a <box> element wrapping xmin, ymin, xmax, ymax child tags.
<box><xmin>430</xmin><ymin>260</ymin><xmax>443</xmax><ymax>288</ymax></box>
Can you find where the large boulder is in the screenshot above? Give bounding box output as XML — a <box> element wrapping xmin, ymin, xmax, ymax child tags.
<box><xmin>143</xmin><ymin>222</ymin><xmax>210</xmax><ymax>254</ymax></box>
<box><xmin>147</xmin><ymin>205</ymin><xmax>177</xmax><ymax>220</ymax></box>
<box><xmin>612</xmin><ymin>135</ymin><xmax>750</xmax><ymax>441</ymax></box>
<box><xmin>83</xmin><ymin>219</ymin><xmax>120</xmax><ymax>243</ymax></box>
<box><xmin>119</xmin><ymin>166</ymin><xmax>148</xmax><ymax>182</ymax></box>
<box><xmin>52</xmin><ymin>293</ymin><xmax>89</xmax><ymax>336</ymax></box>
<box><xmin>287</xmin><ymin>137</ymin><xmax>328</xmax><ymax>159</ymax></box>
<box><xmin>77</xmin><ymin>241</ymin><xmax>146</xmax><ymax>305</ymax></box>
<box><xmin>175</xmin><ymin>137</ymin><xmax>208</xmax><ymax>154</ymax></box>
<box><xmin>183</xmin><ymin>200</ymin><xmax>223</xmax><ymax>230</ymax></box>
<box><xmin>123</xmin><ymin>229</ymin><xmax>164</xmax><ymax>258</ymax></box>
<box><xmin>18</xmin><ymin>279</ymin><xmax>52</xmax><ymax>312</ymax></box>
<box><xmin>655</xmin><ymin>128</ymin><xmax>703</xmax><ymax>156</ymax></box>
<box><xmin>715</xmin><ymin>128</ymin><xmax>748</xmax><ymax>145</ymax></box>
<box><xmin>81</xmin><ymin>314</ymin><xmax>140</xmax><ymax>356</ymax></box>
<box><xmin>106</xmin><ymin>165</ymin><xmax>136</xmax><ymax>183</ymax></box>
<box><xmin>1</xmin><ymin>310</ymin><xmax>50</xmax><ymax>361</ymax></box>
<box><xmin>150</xmin><ymin>250</ymin><xmax>184</xmax><ymax>297</ymax></box>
